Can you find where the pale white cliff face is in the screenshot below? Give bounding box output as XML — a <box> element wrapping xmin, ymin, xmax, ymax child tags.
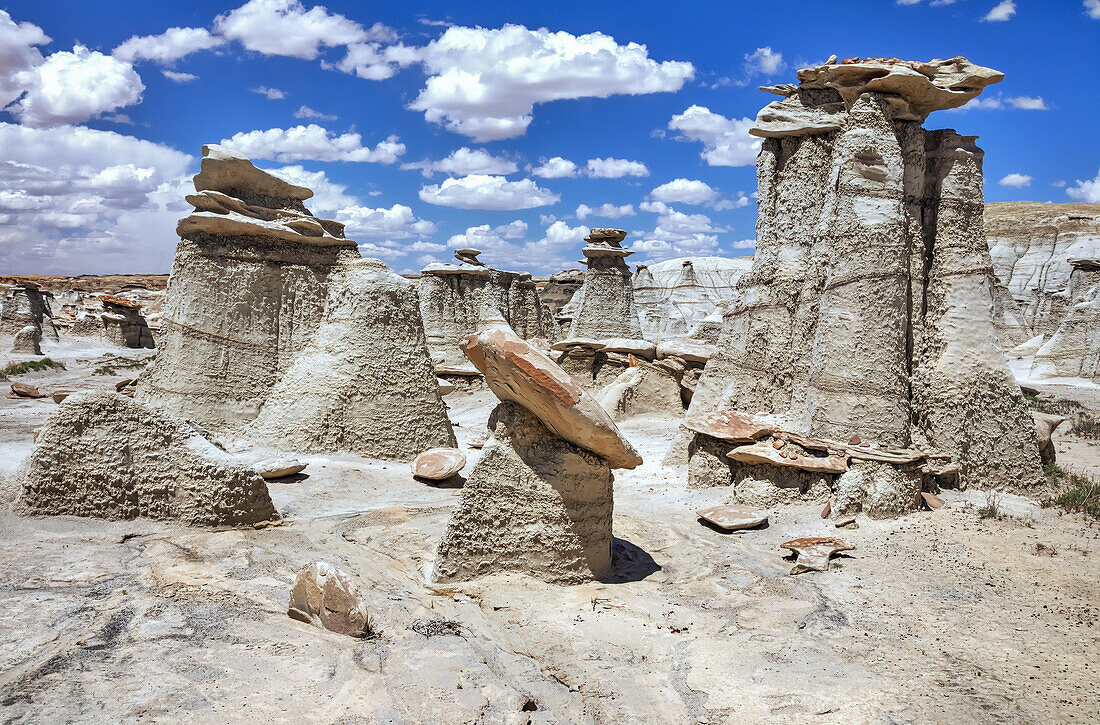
<box><xmin>633</xmin><ymin>256</ymin><xmax>753</xmax><ymax>343</ymax></box>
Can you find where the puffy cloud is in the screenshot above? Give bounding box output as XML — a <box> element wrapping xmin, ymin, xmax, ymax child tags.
<box><xmin>983</xmin><ymin>0</ymin><xmax>1016</xmax><ymax>21</ymax></box>
<box><xmin>743</xmin><ymin>46</ymin><xmax>783</xmax><ymax>76</ymax></box>
<box><xmin>585</xmin><ymin>157</ymin><xmax>649</xmax><ymax>178</ymax></box>
<box><xmin>419</xmin><ymin>174</ymin><xmax>559</xmax><ymax>210</ymax></box>
<box><xmin>0</xmin><ymin>10</ymin><xmax>49</xmax><ymax>108</ymax></box>
<box><xmin>402</xmin><ymin>147</ymin><xmax>518</xmax><ymax>177</ymax></box>
<box><xmin>576</xmin><ymin>203</ymin><xmax>635</xmax><ymax>220</ymax></box>
<box><xmin>214</xmin><ymin>0</ymin><xmax>384</xmax><ymax>59</ymax></box>
<box><xmin>650</xmin><ymin>178</ymin><xmax>717</xmax><ymax>205</ymax></box>
<box><xmin>437</xmin><ymin>218</ymin><xmax>585</xmax><ymax>272</ymax></box>
<box><xmin>531</xmin><ymin>156</ymin><xmax>578</xmax><ymax>178</ymax></box>
<box><xmin>1006</xmin><ymin>96</ymin><xmax>1047</xmax><ymax>110</ymax></box>
<box><xmin>335</xmin><ymin>204</ymin><xmax>437</xmax><ymax>240</ymax></box>
<box><xmin>251</xmin><ymin>85</ymin><xmax>286</xmax><ymax>99</ymax></box>
<box><xmin>0</xmin><ymin>122</ymin><xmax>193</xmax><ymax>274</ymax></box>
<box><xmin>113</xmin><ymin>27</ymin><xmax>224</xmax><ymax>64</ymax></box>
<box><xmin>219</xmin><ymin>124</ymin><xmax>405</xmax><ymax>163</ymax></box>
<box><xmin>1067</xmin><ymin>169</ymin><xmax>1100</xmax><ymax>203</ymax></box>
<box><xmin>632</xmin><ymin>207</ymin><xmax>728</xmax><ymax>263</ymax></box>
<box><xmin>264</xmin><ymin>164</ymin><xmax>357</xmax><ymax>213</ymax></box>
<box><xmin>951</xmin><ymin>93</ymin><xmax>1049</xmax><ymax>112</ymax></box>
<box><xmin>162</xmin><ymin>70</ymin><xmax>198</xmax><ymax>83</ymax></box>
<box><xmin>1088</xmin><ymin>0</ymin><xmax>1100</xmax><ymax>19</ymax></box>
<box><xmin>408</xmin><ymin>24</ymin><xmax>694</xmax><ymax>140</ymax></box>
<box><xmin>668</xmin><ymin>105</ymin><xmax>760</xmax><ymax>167</ymax></box>
<box><xmin>998</xmin><ymin>173</ymin><xmax>1032</xmax><ymax>188</ymax></box>
<box><xmin>335</xmin><ymin>41</ymin><xmax>417</xmax><ymax>81</ymax></box>
<box><xmin>294</xmin><ymin>105</ymin><xmax>336</xmax><ymax>120</ymax></box>
<box><xmin>9</xmin><ymin>45</ymin><xmax>144</xmax><ymax>128</ymax></box>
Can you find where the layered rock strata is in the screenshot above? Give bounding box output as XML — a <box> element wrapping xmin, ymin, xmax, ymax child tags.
<box><xmin>136</xmin><ymin>145</ymin><xmax>361</xmax><ymax>429</ymax></box>
<box><xmin>540</xmin><ymin>269</ymin><xmax>585</xmax><ymax>318</ymax></box>
<box><xmin>248</xmin><ymin>259</ymin><xmax>456</xmax><ymax>458</ymax></box>
<box><xmin>1030</xmin><ymin>255</ymin><xmax>1100</xmax><ymax>380</ymax></box>
<box><xmin>431</xmin><ymin>329</ymin><xmax>641</xmax><ymax>585</ymax></box>
<box><xmin>418</xmin><ymin>248</ymin><xmax>561</xmax><ymax>375</ymax></box>
<box><xmin>17</xmin><ymin>391</ymin><xmax>276</xmax><ymax>526</ymax></box>
<box><xmin>633</xmin><ymin>257</ymin><xmax>753</xmax><ymax>343</ymax></box>
<box><xmin>689</xmin><ymin>56</ymin><xmax>1042</xmax><ymax>494</ymax></box>
<box><xmin>567</xmin><ymin>229</ymin><xmax>643</xmax><ymax>340</ymax></box>
<box><xmin>0</xmin><ymin>282</ymin><xmax>58</xmax><ymax>341</ymax></box>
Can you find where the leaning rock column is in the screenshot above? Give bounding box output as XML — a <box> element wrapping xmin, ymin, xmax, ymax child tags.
<box><xmin>568</xmin><ymin>229</ymin><xmax>643</xmax><ymax>340</ymax></box>
<box><xmin>431</xmin><ymin>328</ymin><xmax>642</xmax><ymax>585</ymax></box>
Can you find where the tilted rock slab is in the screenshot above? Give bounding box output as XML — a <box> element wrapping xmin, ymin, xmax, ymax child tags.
<box><xmin>248</xmin><ymin>259</ymin><xmax>456</xmax><ymax>459</ymax></box>
<box><xmin>17</xmin><ymin>390</ymin><xmax>275</xmax><ymax>526</ymax></box>
<box><xmin>689</xmin><ymin>57</ymin><xmax>1043</xmax><ymax>493</ymax></box>
<box><xmin>432</xmin><ymin>329</ymin><xmax>641</xmax><ymax>585</ymax></box>
<box><xmin>136</xmin><ymin>144</ymin><xmax>361</xmax><ymax>430</ymax></box>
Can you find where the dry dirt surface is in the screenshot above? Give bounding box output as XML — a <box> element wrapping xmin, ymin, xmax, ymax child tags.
<box><xmin>0</xmin><ymin>274</ymin><xmax>169</xmax><ymax>294</ymax></box>
<box><xmin>0</xmin><ymin>345</ymin><xmax>1098</xmax><ymax>724</ymax></box>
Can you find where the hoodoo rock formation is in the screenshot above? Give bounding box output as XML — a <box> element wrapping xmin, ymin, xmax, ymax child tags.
<box><xmin>136</xmin><ymin>145</ymin><xmax>361</xmax><ymax>429</ymax></box>
<box><xmin>687</xmin><ymin>56</ymin><xmax>1042</xmax><ymax>503</ymax></box>
<box><xmin>431</xmin><ymin>328</ymin><xmax>641</xmax><ymax>585</ymax></box>
<box><xmin>17</xmin><ymin>391</ymin><xmax>276</xmax><ymax>526</ymax></box>
<box><xmin>248</xmin><ymin>258</ymin><xmax>456</xmax><ymax>458</ymax></box>
<box><xmin>633</xmin><ymin>257</ymin><xmax>753</xmax><ymax>343</ymax></box>
<box><xmin>540</xmin><ymin>269</ymin><xmax>585</xmax><ymax>318</ymax></box>
<box><xmin>567</xmin><ymin>229</ymin><xmax>643</xmax><ymax>340</ymax></box>
<box><xmin>417</xmin><ymin>248</ymin><xmax>560</xmax><ymax>375</ymax></box>
<box><xmin>0</xmin><ymin>282</ymin><xmax>59</xmax><ymax>342</ymax></box>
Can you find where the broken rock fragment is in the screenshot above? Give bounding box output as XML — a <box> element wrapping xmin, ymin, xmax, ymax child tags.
<box><xmin>780</xmin><ymin>537</ymin><xmax>854</xmax><ymax>574</ymax></box>
<box><xmin>288</xmin><ymin>561</ymin><xmax>374</xmax><ymax>638</ymax></box>
<box><xmin>696</xmin><ymin>504</ymin><xmax>768</xmax><ymax>531</ymax></box>
<box><xmin>413</xmin><ymin>448</ymin><xmax>466</xmax><ymax>480</ymax></box>
<box><xmin>253</xmin><ymin>459</ymin><xmax>307</xmax><ymax>480</ymax></box>
<box><xmin>10</xmin><ymin>382</ymin><xmax>45</xmax><ymax>399</ymax></box>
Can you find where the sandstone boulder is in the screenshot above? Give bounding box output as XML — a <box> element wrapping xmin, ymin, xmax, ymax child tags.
<box><xmin>1032</xmin><ymin>412</ymin><xmax>1065</xmax><ymax>465</ymax></box>
<box><xmin>253</xmin><ymin>459</ymin><xmax>307</xmax><ymax>479</ymax></box>
<box><xmin>462</xmin><ymin>328</ymin><xmax>641</xmax><ymax>469</ymax></box>
<box><xmin>10</xmin><ymin>382</ymin><xmax>45</xmax><ymax>399</ymax></box>
<box><xmin>696</xmin><ymin>504</ymin><xmax>768</xmax><ymax>531</ymax></box>
<box><xmin>10</xmin><ymin>324</ymin><xmax>41</xmax><ymax>355</ymax></box>
<box><xmin>287</xmin><ymin>562</ymin><xmax>374</xmax><ymax>638</ymax></box>
<box><xmin>780</xmin><ymin>537</ymin><xmax>854</xmax><ymax>574</ymax></box>
<box><xmin>413</xmin><ymin>448</ymin><xmax>466</xmax><ymax>480</ymax></box>
<box><xmin>17</xmin><ymin>391</ymin><xmax>275</xmax><ymax>526</ymax></box>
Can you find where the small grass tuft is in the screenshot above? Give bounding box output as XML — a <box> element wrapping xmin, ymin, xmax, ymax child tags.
<box><xmin>3</xmin><ymin>358</ymin><xmax>65</xmax><ymax>376</ymax></box>
<box><xmin>978</xmin><ymin>490</ymin><xmax>1003</xmax><ymax>520</ymax></box>
<box><xmin>1055</xmin><ymin>473</ymin><xmax>1100</xmax><ymax>519</ymax></box>
<box><xmin>91</xmin><ymin>354</ymin><xmax>154</xmax><ymax>376</ymax></box>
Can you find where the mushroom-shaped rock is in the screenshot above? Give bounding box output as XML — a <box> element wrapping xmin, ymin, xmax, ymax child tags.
<box><xmin>684</xmin><ymin>411</ymin><xmax>775</xmax><ymax>443</ymax></box>
<box><xmin>696</xmin><ymin>504</ymin><xmax>768</xmax><ymax>531</ymax></box>
<box><xmin>453</xmin><ymin>248</ymin><xmax>484</xmax><ymax>266</ymax></box>
<box><xmin>598</xmin><ymin>338</ymin><xmax>657</xmax><ymax>360</ymax></box>
<box><xmin>413</xmin><ymin>448</ymin><xmax>466</xmax><ymax>480</ymax></box>
<box><xmin>657</xmin><ymin>340</ymin><xmax>717</xmax><ymax>365</ymax></box>
<box><xmin>253</xmin><ymin>459</ymin><xmax>307</xmax><ymax>479</ymax></box>
<box><xmin>780</xmin><ymin>537</ymin><xmax>854</xmax><ymax>574</ymax></box>
<box><xmin>727</xmin><ymin>442</ymin><xmax>848</xmax><ymax>474</ymax></box>
<box><xmin>1032</xmin><ymin>412</ymin><xmax>1065</xmax><ymax>465</ymax></box>
<box><xmin>287</xmin><ymin>562</ymin><xmax>373</xmax><ymax>638</ymax></box>
<box><xmin>462</xmin><ymin>328</ymin><xmax>642</xmax><ymax>469</ymax></box>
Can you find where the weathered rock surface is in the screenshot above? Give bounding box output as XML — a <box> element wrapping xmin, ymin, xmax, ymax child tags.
<box><xmin>568</xmin><ymin>229</ymin><xmax>643</xmax><ymax>340</ymax></box>
<box><xmin>832</xmin><ymin>460</ymin><xmax>923</xmax><ymax>519</ymax></box>
<box><xmin>11</xmin><ymin>324</ymin><xmax>41</xmax><ymax>355</ymax></box>
<box><xmin>0</xmin><ymin>282</ymin><xmax>59</xmax><ymax>341</ymax></box>
<box><xmin>430</xmin><ymin>402</ymin><xmax>614</xmax><ymax>585</ymax></box>
<box><xmin>413</xmin><ymin>448</ymin><xmax>466</xmax><ymax>480</ymax></box>
<box><xmin>136</xmin><ymin>144</ymin><xmax>360</xmax><ymax>430</ymax></box>
<box><xmin>248</xmin><ymin>259</ymin><xmax>456</xmax><ymax>459</ymax></box>
<box><xmin>17</xmin><ymin>391</ymin><xmax>275</xmax><ymax>526</ymax></box>
<box><xmin>780</xmin><ymin>537</ymin><xmax>854</xmax><ymax>574</ymax></box>
<box><xmin>287</xmin><ymin>562</ymin><xmax>373</xmax><ymax>637</ymax></box>
<box><xmin>542</xmin><ymin>269</ymin><xmax>585</xmax><ymax>319</ymax></box>
<box><xmin>689</xmin><ymin>57</ymin><xmax>1043</xmax><ymax>493</ymax></box>
<box><xmin>634</xmin><ymin>257</ymin><xmax>753</xmax><ymax>343</ymax></box>
<box><xmin>418</xmin><ymin>248</ymin><xmax>561</xmax><ymax>374</ymax></box>
<box><xmin>696</xmin><ymin>504</ymin><xmax>768</xmax><ymax>531</ymax></box>
<box><xmin>253</xmin><ymin>459</ymin><xmax>307</xmax><ymax>479</ymax></box>
<box><xmin>462</xmin><ymin>328</ymin><xmax>642</xmax><ymax>469</ymax></box>
<box><xmin>596</xmin><ymin>362</ymin><xmax>684</xmax><ymax>420</ymax></box>
<box><xmin>1032</xmin><ymin>412</ymin><xmax>1065</xmax><ymax>465</ymax></box>
<box><xmin>10</xmin><ymin>381</ymin><xmax>45</xmax><ymax>399</ymax></box>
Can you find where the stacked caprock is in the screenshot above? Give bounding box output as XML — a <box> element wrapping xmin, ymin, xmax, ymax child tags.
<box><xmin>684</xmin><ymin>56</ymin><xmax>1044</xmax><ymax>517</ymax></box>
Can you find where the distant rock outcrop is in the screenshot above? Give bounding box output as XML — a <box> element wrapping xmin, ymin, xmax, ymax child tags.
<box><xmin>0</xmin><ymin>282</ymin><xmax>58</xmax><ymax>342</ymax></box>
<box><xmin>567</xmin><ymin>229</ymin><xmax>643</xmax><ymax>340</ymax></box>
<box><xmin>136</xmin><ymin>145</ymin><xmax>361</xmax><ymax>429</ymax></box>
<box><xmin>540</xmin><ymin>269</ymin><xmax>585</xmax><ymax>318</ymax></box>
<box><xmin>633</xmin><ymin>257</ymin><xmax>753</xmax><ymax>343</ymax></box>
<box><xmin>688</xmin><ymin>56</ymin><xmax>1042</xmax><ymax>494</ymax></box>
<box><xmin>417</xmin><ymin>248</ymin><xmax>560</xmax><ymax>375</ymax></box>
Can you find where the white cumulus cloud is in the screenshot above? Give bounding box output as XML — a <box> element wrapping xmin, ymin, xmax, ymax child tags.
<box><xmin>214</xmin><ymin>0</ymin><xmax>383</xmax><ymax>59</ymax></box>
<box><xmin>408</xmin><ymin>24</ymin><xmax>694</xmax><ymax>141</ymax></box>
<box><xmin>335</xmin><ymin>203</ymin><xmax>436</xmax><ymax>240</ymax></box>
<box><xmin>650</xmin><ymin>178</ymin><xmax>717</xmax><ymax>205</ymax></box>
<box><xmin>668</xmin><ymin>105</ymin><xmax>760</xmax><ymax>167</ymax></box>
<box><xmin>419</xmin><ymin>174</ymin><xmax>559</xmax><ymax>210</ymax></box>
<box><xmin>1067</xmin><ymin>169</ymin><xmax>1100</xmax><ymax>203</ymax></box>
<box><xmin>162</xmin><ymin>70</ymin><xmax>198</xmax><ymax>83</ymax></box>
<box><xmin>113</xmin><ymin>27</ymin><xmax>224</xmax><ymax>64</ymax></box>
<box><xmin>251</xmin><ymin>85</ymin><xmax>286</xmax><ymax>99</ymax></box>
<box><xmin>744</xmin><ymin>46</ymin><xmax>783</xmax><ymax>76</ymax></box>
<box><xmin>531</xmin><ymin>157</ymin><xmax>579</xmax><ymax>178</ymax></box>
<box><xmin>402</xmin><ymin>147</ymin><xmax>517</xmax><ymax>177</ymax></box>
<box><xmin>585</xmin><ymin>157</ymin><xmax>649</xmax><ymax>178</ymax></box>
<box><xmin>1088</xmin><ymin>0</ymin><xmax>1100</xmax><ymax>19</ymax></box>
<box><xmin>998</xmin><ymin>173</ymin><xmax>1032</xmax><ymax>188</ymax></box>
<box><xmin>219</xmin><ymin>124</ymin><xmax>405</xmax><ymax>163</ymax></box>
<box><xmin>983</xmin><ymin>0</ymin><xmax>1016</xmax><ymax>21</ymax></box>
<box><xmin>294</xmin><ymin>105</ymin><xmax>336</xmax><ymax>120</ymax></box>
<box><xmin>0</xmin><ymin>10</ymin><xmax>49</xmax><ymax>109</ymax></box>
<box><xmin>576</xmin><ymin>203</ymin><xmax>635</xmax><ymax>220</ymax></box>
<box><xmin>9</xmin><ymin>45</ymin><xmax>145</xmax><ymax>128</ymax></box>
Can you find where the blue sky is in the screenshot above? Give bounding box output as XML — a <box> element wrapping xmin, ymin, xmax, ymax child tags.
<box><xmin>1</xmin><ymin>0</ymin><xmax>1097</xmax><ymax>275</ymax></box>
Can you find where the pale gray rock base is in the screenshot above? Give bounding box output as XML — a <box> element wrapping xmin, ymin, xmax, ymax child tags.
<box><xmin>16</xmin><ymin>390</ymin><xmax>275</xmax><ymax>526</ymax></box>
<box><xmin>832</xmin><ymin>460</ymin><xmax>922</xmax><ymax>519</ymax></box>
<box><xmin>431</xmin><ymin>402</ymin><xmax>613</xmax><ymax>585</ymax></box>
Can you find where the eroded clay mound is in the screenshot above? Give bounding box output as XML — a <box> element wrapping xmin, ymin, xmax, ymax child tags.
<box><xmin>248</xmin><ymin>259</ymin><xmax>456</xmax><ymax>459</ymax></box>
<box><xmin>17</xmin><ymin>390</ymin><xmax>275</xmax><ymax>526</ymax></box>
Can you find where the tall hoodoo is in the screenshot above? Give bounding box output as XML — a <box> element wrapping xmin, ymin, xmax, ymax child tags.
<box><xmin>567</xmin><ymin>229</ymin><xmax>643</xmax><ymax>340</ymax></box>
<box><xmin>417</xmin><ymin>248</ymin><xmax>561</xmax><ymax>375</ymax></box>
<box><xmin>689</xmin><ymin>56</ymin><xmax>1042</xmax><ymax>494</ymax></box>
<box><xmin>135</xmin><ymin>145</ymin><xmax>360</xmax><ymax>429</ymax></box>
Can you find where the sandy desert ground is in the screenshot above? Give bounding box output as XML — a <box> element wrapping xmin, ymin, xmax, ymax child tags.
<box><xmin>0</xmin><ymin>342</ymin><xmax>1097</xmax><ymax>724</ymax></box>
